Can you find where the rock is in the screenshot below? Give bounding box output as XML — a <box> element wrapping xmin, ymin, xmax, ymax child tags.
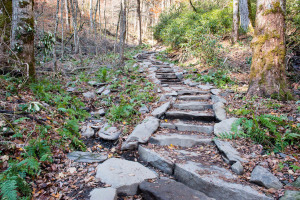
<box><xmin>151</xmin><ymin>102</ymin><xmax>171</xmax><ymax>118</ymax></box>
<box><xmin>95</xmin><ymin>158</ymin><xmax>157</xmax><ymax>195</ymax></box>
<box><xmin>198</xmin><ymin>85</ymin><xmax>214</xmax><ymax>90</ymax></box>
<box><xmin>160</xmin><ymin>122</ymin><xmax>213</xmax><ymax>134</ymax></box>
<box><xmin>213</xmin><ymin>102</ymin><xmax>227</xmax><ymax>121</ymax></box>
<box><xmin>175</xmin><ymin>72</ymin><xmax>183</xmax><ymax>80</ymax></box>
<box><xmin>183</xmin><ymin>79</ymin><xmax>193</xmax><ymax>85</ymax></box>
<box><xmin>67</xmin><ymin>151</ymin><xmax>107</xmax><ymax>163</ymax></box>
<box><xmin>149</xmin><ymin>134</ymin><xmax>212</xmax><ymax>147</ymax></box>
<box><xmin>214</xmin><ymin>139</ymin><xmax>246</xmax><ymax>164</ymax></box>
<box><xmin>211</xmin><ymin>95</ymin><xmax>227</xmax><ymax>103</ymax></box>
<box><xmin>178</xmin><ymin>95</ymin><xmax>211</xmax><ymax>101</ymax></box>
<box><xmin>280</xmin><ymin>190</ymin><xmax>300</xmax><ymax>200</ymax></box>
<box><xmin>173</xmin><ymin>102</ymin><xmax>212</xmax><ymax>111</ymax></box>
<box><xmin>121</xmin><ymin>117</ymin><xmax>160</xmax><ymax>150</ymax></box>
<box><xmin>138</xmin><ymin>146</ymin><xmax>174</xmax><ymax>175</ymax></box>
<box><xmin>96</xmin><ymin>86</ymin><xmax>106</xmax><ymax>94</ymax></box>
<box><xmin>102</xmin><ymin>89</ymin><xmax>111</xmax><ymax>95</ymax></box>
<box><xmin>90</xmin><ymin>109</ymin><xmax>106</xmax><ymax>117</ymax></box>
<box><xmin>139</xmin><ymin>178</ymin><xmax>214</xmax><ymax>200</ymax></box>
<box><xmin>139</xmin><ymin>105</ymin><xmax>150</xmax><ymax>114</ymax></box>
<box><xmin>189</xmin><ymin>82</ymin><xmax>199</xmax><ymax>87</ymax></box>
<box><xmin>250</xmin><ymin>166</ymin><xmax>283</xmax><ymax>189</ymax></box>
<box><xmin>177</xmin><ymin>90</ymin><xmax>209</xmax><ymax>95</ymax></box>
<box><xmin>211</xmin><ymin>89</ymin><xmax>221</xmax><ymax>95</ymax></box>
<box><xmin>90</xmin><ymin>188</ymin><xmax>117</xmax><ymax>200</ymax></box>
<box><xmin>214</xmin><ymin>118</ymin><xmax>239</xmax><ymax>137</ymax></box>
<box><xmin>83</xmin><ymin>91</ymin><xmax>96</xmax><ymax>99</ymax></box>
<box><xmin>158</xmin><ymin>95</ymin><xmax>167</xmax><ymax>102</ymax></box>
<box><xmin>88</xmin><ymin>81</ymin><xmax>97</xmax><ymax>86</ymax></box>
<box><xmin>164</xmin><ymin>91</ymin><xmax>177</xmax><ymax>97</ymax></box>
<box><xmin>81</xmin><ymin>123</ymin><xmax>95</xmax><ymax>137</ymax></box>
<box><xmin>66</xmin><ymin>87</ymin><xmax>76</xmax><ymax>92</ymax></box>
<box><xmin>231</xmin><ymin>161</ymin><xmax>244</xmax><ymax>175</ymax></box>
<box><xmin>174</xmin><ymin>161</ymin><xmax>272</xmax><ymax>200</ymax></box>
<box><xmin>292</xmin><ymin>177</ymin><xmax>300</xmax><ymax>188</ymax></box>
<box><xmin>165</xmin><ymin>111</ymin><xmax>215</xmax><ymax>121</ymax></box>
<box><xmin>98</xmin><ymin>123</ymin><xmax>121</xmax><ymax>140</ymax></box>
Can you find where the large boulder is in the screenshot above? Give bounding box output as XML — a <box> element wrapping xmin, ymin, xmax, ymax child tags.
<box><xmin>151</xmin><ymin>102</ymin><xmax>171</xmax><ymax>118</ymax></box>
<box><xmin>250</xmin><ymin>166</ymin><xmax>283</xmax><ymax>189</ymax></box>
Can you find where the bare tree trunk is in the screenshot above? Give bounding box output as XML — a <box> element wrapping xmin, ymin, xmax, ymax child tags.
<box><xmin>0</xmin><ymin>0</ymin><xmax>12</xmax><ymax>68</ymax></box>
<box><xmin>239</xmin><ymin>0</ymin><xmax>250</xmax><ymax>32</ymax></box>
<box><xmin>119</xmin><ymin>0</ymin><xmax>126</xmax><ymax>65</ymax></box>
<box><xmin>71</xmin><ymin>0</ymin><xmax>79</xmax><ymax>54</ymax></box>
<box><xmin>232</xmin><ymin>0</ymin><xmax>239</xmax><ymax>43</ymax></box>
<box><xmin>89</xmin><ymin>0</ymin><xmax>93</xmax><ymax>31</ymax></box>
<box><xmin>11</xmin><ymin>0</ymin><xmax>35</xmax><ymax>79</ymax></box>
<box><xmin>248</xmin><ymin>0</ymin><xmax>291</xmax><ymax>99</ymax></box>
<box><xmin>53</xmin><ymin>0</ymin><xmax>60</xmax><ymax>72</ymax></box>
<box><xmin>98</xmin><ymin>0</ymin><xmax>102</xmax><ymax>39</ymax></box>
<box><xmin>61</xmin><ymin>0</ymin><xmax>65</xmax><ymax>58</ymax></box>
<box><xmin>137</xmin><ymin>0</ymin><xmax>142</xmax><ymax>45</ymax></box>
<box><xmin>114</xmin><ymin>7</ymin><xmax>121</xmax><ymax>53</ymax></box>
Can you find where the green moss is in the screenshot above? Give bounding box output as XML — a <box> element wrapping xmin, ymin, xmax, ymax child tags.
<box><xmin>263</xmin><ymin>1</ymin><xmax>283</xmax><ymax>16</ymax></box>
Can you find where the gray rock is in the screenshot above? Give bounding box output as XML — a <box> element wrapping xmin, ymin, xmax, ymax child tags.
<box><xmin>138</xmin><ymin>146</ymin><xmax>174</xmax><ymax>175</ymax></box>
<box><xmin>198</xmin><ymin>85</ymin><xmax>214</xmax><ymax>90</ymax></box>
<box><xmin>96</xmin><ymin>86</ymin><xmax>106</xmax><ymax>94</ymax></box>
<box><xmin>149</xmin><ymin>134</ymin><xmax>212</xmax><ymax>147</ymax></box>
<box><xmin>189</xmin><ymin>82</ymin><xmax>199</xmax><ymax>87</ymax></box>
<box><xmin>211</xmin><ymin>89</ymin><xmax>221</xmax><ymax>95</ymax></box>
<box><xmin>88</xmin><ymin>81</ymin><xmax>98</xmax><ymax>86</ymax></box>
<box><xmin>175</xmin><ymin>72</ymin><xmax>183</xmax><ymax>80</ymax></box>
<box><xmin>183</xmin><ymin>79</ymin><xmax>193</xmax><ymax>85</ymax></box>
<box><xmin>83</xmin><ymin>91</ymin><xmax>96</xmax><ymax>99</ymax></box>
<box><xmin>90</xmin><ymin>109</ymin><xmax>106</xmax><ymax>117</ymax></box>
<box><xmin>214</xmin><ymin>118</ymin><xmax>239</xmax><ymax>137</ymax></box>
<box><xmin>211</xmin><ymin>95</ymin><xmax>227</xmax><ymax>103</ymax></box>
<box><xmin>90</xmin><ymin>188</ymin><xmax>117</xmax><ymax>200</ymax></box>
<box><xmin>96</xmin><ymin>158</ymin><xmax>157</xmax><ymax>195</ymax></box>
<box><xmin>139</xmin><ymin>105</ymin><xmax>150</xmax><ymax>114</ymax></box>
<box><xmin>280</xmin><ymin>190</ymin><xmax>300</xmax><ymax>200</ymax></box>
<box><xmin>139</xmin><ymin>178</ymin><xmax>214</xmax><ymax>200</ymax></box>
<box><xmin>292</xmin><ymin>177</ymin><xmax>300</xmax><ymax>188</ymax></box>
<box><xmin>165</xmin><ymin>111</ymin><xmax>215</xmax><ymax>121</ymax></box>
<box><xmin>177</xmin><ymin>90</ymin><xmax>209</xmax><ymax>95</ymax></box>
<box><xmin>151</xmin><ymin>102</ymin><xmax>171</xmax><ymax>118</ymax></box>
<box><xmin>158</xmin><ymin>95</ymin><xmax>167</xmax><ymax>102</ymax></box>
<box><xmin>160</xmin><ymin>122</ymin><xmax>213</xmax><ymax>134</ymax></box>
<box><xmin>102</xmin><ymin>89</ymin><xmax>111</xmax><ymax>95</ymax></box>
<box><xmin>214</xmin><ymin>139</ymin><xmax>246</xmax><ymax>164</ymax></box>
<box><xmin>178</xmin><ymin>95</ymin><xmax>211</xmax><ymax>101</ymax></box>
<box><xmin>81</xmin><ymin>123</ymin><xmax>95</xmax><ymax>137</ymax></box>
<box><xmin>121</xmin><ymin>117</ymin><xmax>160</xmax><ymax>150</ymax></box>
<box><xmin>164</xmin><ymin>91</ymin><xmax>177</xmax><ymax>97</ymax></box>
<box><xmin>173</xmin><ymin>102</ymin><xmax>212</xmax><ymax>111</ymax></box>
<box><xmin>250</xmin><ymin>166</ymin><xmax>283</xmax><ymax>189</ymax></box>
<box><xmin>66</xmin><ymin>87</ymin><xmax>76</xmax><ymax>92</ymax></box>
<box><xmin>174</xmin><ymin>161</ymin><xmax>272</xmax><ymax>200</ymax></box>
<box><xmin>67</xmin><ymin>151</ymin><xmax>107</xmax><ymax>163</ymax></box>
<box><xmin>213</xmin><ymin>102</ymin><xmax>227</xmax><ymax>121</ymax></box>
<box><xmin>231</xmin><ymin>161</ymin><xmax>244</xmax><ymax>175</ymax></box>
<box><xmin>98</xmin><ymin>123</ymin><xmax>121</xmax><ymax>140</ymax></box>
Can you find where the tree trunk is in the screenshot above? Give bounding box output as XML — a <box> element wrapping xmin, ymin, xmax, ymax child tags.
<box><xmin>61</xmin><ymin>0</ymin><xmax>65</xmax><ymax>57</ymax></box>
<box><xmin>119</xmin><ymin>0</ymin><xmax>126</xmax><ymax>65</ymax></box>
<box><xmin>137</xmin><ymin>0</ymin><xmax>142</xmax><ymax>45</ymax></box>
<box><xmin>53</xmin><ymin>0</ymin><xmax>60</xmax><ymax>72</ymax></box>
<box><xmin>0</xmin><ymin>0</ymin><xmax>12</xmax><ymax>69</ymax></box>
<box><xmin>248</xmin><ymin>0</ymin><xmax>291</xmax><ymax>100</ymax></box>
<box><xmin>239</xmin><ymin>0</ymin><xmax>250</xmax><ymax>32</ymax></box>
<box><xmin>11</xmin><ymin>0</ymin><xmax>35</xmax><ymax>79</ymax></box>
<box><xmin>232</xmin><ymin>0</ymin><xmax>239</xmax><ymax>43</ymax></box>
<box><xmin>89</xmin><ymin>0</ymin><xmax>93</xmax><ymax>31</ymax></box>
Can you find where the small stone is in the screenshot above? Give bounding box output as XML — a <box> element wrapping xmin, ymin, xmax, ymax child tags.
<box><xmin>98</xmin><ymin>123</ymin><xmax>121</xmax><ymax>140</ymax></box>
<box><xmin>83</xmin><ymin>91</ymin><xmax>96</xmax><ymax>99</ymax></box>
<box><xmin>213</xmin><ymin>102</ymin><xmax>227</xmax><ymax>121</ymax></box>
<box><xmin>292</xmin><ymin>177</ymin><xmax>300</xmax><ymax>188</ymax></box>
<box><xmin>67</xmin><ymin>151</ymin><xmax>107</xmax><ymax>163</ymax></box>
<box><xmin>66</xmin><ymin>87</ymin><xmax>76</xmax><ymax>92</ymax></box>
<box><xmin>211</xmin><ymin>89</ymin><xmax>221</xmax><ymax>95</ymax></box>
<box><xmin>90</xmin><ymin>188</ymin><xmax>117</xmax><ymax>200</ymax></box>
<box><xmin>96</xmin><ymin>86</ymin><xmax>106</xmax><ymax>94</ymax></box>
<box><xmin>198</xmin><ymin>85</ymin><xmax>213</xmax><ymax>90</ymax></box>
<box><xmin>158</xmin><ymin>95</ymin><xmax>167</xmax><ymax>102</ymax></box>
<box><xmin>95</xmin><ymin>158</ymin><xmax>157</xmax><ymax>195</ymax></box>
<box><xmin>250</xmin><ymin>166</ymin><xmax>283</xmax><ymax>189</ymax></box>
<box><xmin>102</xmin><ymin>89</ymin><xmax>111</xmax><ymax>95</ymax></box>
<box><xmin>90</xmin><ymin>109</ymin><xmax>106</xmax><ymax>117</ymax></box>
<box><xmin>139</xmin><ymin>105</ymin><xmax>150</xmax><ymax>114</ymax></box>
<box><xmin>88</xmin><ymin>81</ymin><xmax>98</xmax><ymax>86</ymax></box>
<box><xmin>280</xmin><ymin>190</ymin><xmax>300</xmax><ymax>200</ymax></box>
<box><xmin>152</xmin><ymin>102</ymin><xmax>171</xmax><ymax>118</ymax></box>
<box><xmin>214</xmin><ymin>139</ymin><xmax>246</xmax><ymax>164</ymax></box>
<box><xmin>231</xmin><ymin>161</ymin><xmax>244</xmax><ymax>175</ymax></box>
<box><xmin>81</xmin><ymin>123</ymin><xmax>95</xmax><ymax>137</ymax></box>
<box><xmin>175</xmin><ymin>72</ymin><xmax>183</xmax><ymax>80</ymax></box>
<box><xmin>211</xmin><ymin>95</ymin><xmax>227</xmax><ymax>103</ymax></box>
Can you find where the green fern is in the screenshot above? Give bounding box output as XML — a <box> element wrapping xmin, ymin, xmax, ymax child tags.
<box><xmin>0</xmin><ymin>179</ymin><xmax>18</xmax><ymax>200</ymax></box>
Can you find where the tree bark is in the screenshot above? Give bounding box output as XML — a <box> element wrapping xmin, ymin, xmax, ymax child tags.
<box><xmin>11</xmin><ymin>0</ymin><xmax>35</xmax><ymax>79</ymax></box>
<box><xmin>137</xmin><ymin>0</ymin><xmax>142</xmax><ymax>45</ymax></box>
<box><xmin>53</xmin><ymin>0</ymin><xmax>60</xmax><ymax>72</ymax></box>
<box><xmin>89</xmin><ymin>0</ymin><xmax>93</xmax><ymax>31</ymax></box>
<box><xmin>232</xmin><ymin>0</ymin><xmax>239</xmax><ymax>43</ymax></box>
<box><xmin>239</xmin><ymin>0</ymin><xmax>250</xmax><ymax>31</ymax></box>
<box><xmin>0</xmin><ymin>0</ymin><xmax>12</xmax><ymax>68</ymax></box>
<box><xmin>61</xmin><ymin>0</ymin><xmax>65</xmax><ymax>57</ymax></box>
<box><xmin>119</xmin><ymin>0</ymin><xmax>126</xmax><ymax>65</ymax></box>
<box><xmin>248</xmin><ymin>0</ymin><xmax>291</xmax><ymax>100</ymax></box>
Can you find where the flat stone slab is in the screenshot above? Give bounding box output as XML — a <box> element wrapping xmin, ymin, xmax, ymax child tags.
<box><xmin>67</xmin><ymin>151</ymin><xmax>107</xmax><ymax>163</ymax></box>
<box><xmin>139</xmin><ymin>178</ymin><xmax>214</xmax><ymax>200</ymax></box>
<box><xmin>90</xmin><ymin>188</ymin><xmax>117</xmax><ymax>200</ymax></box>
<box><xmin>96</xmin><ymin>158</ymin><xmax>157</xmax><ymax>195</ymax></box>
<box><xmin>174</xmin><ymin>161</ymin><xmax>272</xmax><ymax>200</ymax></box>
<box><xmin>213</xmin><ymin>102</ymin><xmax>227</xmax><ymax>121</ymax></box>
<box><xmin>160</xmin><ymin>122</ymin><xmax>213</xmax><ymax>134</ymax></box>
<box><xmin>121</xmin><ymin>117</ymin><xmax>160</xmax><ymax>150</ymax></box>
<box><xmin>250</xmin><ymin>166</ymin><xmax>283</xmax><ymax>189</ymax></box>
<box><xmin>83</xmin><ymin>91</ymin><xmax>96</xmax><ymax>99</ymax></box>
<box><xmin>149</xmin><ymin>134</ymin><xmax>212</xmax><ymax>147</ymax></box>
<box><xmin>165</xmin><ymin>111</ymin><xmax>215</xmax><ymax>121</ymax></box>
<box><xmin>214</xmin><ymin>118</ymin><xmax>239</xmax><ymax>137</ymax></box>
<box><xmin>177</xmin><ymin>90</ymin><xmax>210</xmax><ymax>95</ymax></box>
<box><xmin>138</xmin><ymin>146</ymin><xmax>174</xmax><ymax>175</ymax></box>
<box><xmin>280</xmin><ymin>190</ymin><xmax>300</xmax><ymax>200</ymax></box>
<box><xmin>152</xmin><ymin>102</ymin><xmax>171</xmax><ymax>118</ymax></box>
<box><xmin>197</xmin><ymin>85</ymin><xmax>214</xmax><ymax>90</ymax></box>
<box><xmin>178</xmin><ymin>95</ymin><xmax>211</xmax><ymax>101</ymax></box>
<box><xmin>214</xmin><ymin>139</ymin><xmax>246</xmax><ymax>164</ymax></box>
<box><xmin>156</xmin><ymin>74</ymin><xmax>177</xmax><ymax>79</ymax></box>
<box><xmin>211</xmin><ymin>95</ymin><xmax>227</xmax><ymax>103</ymax></box>
<box><xmin>98</xmin><ymin>123</ymin><xmax>121</xmax><ymax>140</ymax></box>
<box><xmin>173</xmin><ymin>102</ymin><xmax>212</xmax><ymax>111</ymax></box>
<box><xmin>211</xmin><ymin>89</ymin><xmax>221</xmax><ymax>95</ymax></box>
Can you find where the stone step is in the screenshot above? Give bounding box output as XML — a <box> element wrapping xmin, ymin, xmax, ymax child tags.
<box><xmin>156</xmin><ymin>74</ymin><xmax>177</xmax><ymax>79</ymax></box>
<box><xmin>178</xmin><ymin>95</ymin><xmax>211</xmax><ymax>101</ymax></box>
<box><xmin>160</xmin><ymin>122</ymin><xmax>213</xmax><ymax>134</ymax></box>
<box><xmin>165</xmin><ymin>111</ymin><xmax>215</xmax><ymax>121</ymax></box>
<box><xmin>158</xmin><ymin>78</ymin><xmax>181</xmax><ymax>82</ymax></box>
<box><xmin>173</xmin><ymin>102</ymin><xmax>213</xmax><ymax>111</ymax></box>
<box><xmin>149</xmin><ymin>134</ymin><xmax>212</xmax><ymax>147</ymax></box>
<box><xmin>156</xmin><ymin>68</ymin><xmax>174</xmax><ymax>73</ymax></box>
<box><xmin>177</xmin><ymin>90</ymin><xmax>210</xmax><ymax>95</ymax></box>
